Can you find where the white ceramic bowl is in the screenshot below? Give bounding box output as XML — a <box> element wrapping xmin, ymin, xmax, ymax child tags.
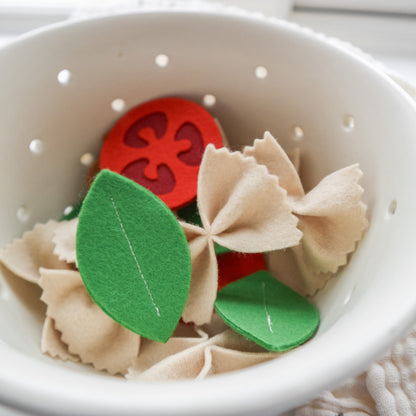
<box><xmin>1</xmin><ymin>8</ymin><xmax>416</xmax><ymax>416</ymax></box>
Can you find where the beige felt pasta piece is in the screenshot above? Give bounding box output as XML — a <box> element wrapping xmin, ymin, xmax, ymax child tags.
<box><xmin>52</xmin><ymin>218</ymin><xmax>78</xmax><ymax>265</ymax></box>
<box><xmin>128</xmin><ymin>326</ymin><xmax>208</xmax><ymax>375</ymax></box>
<box><xmin>180</xmin><ymin>146</ymin><xmax>301</xmax><ymax>325</ymax></box>
<box><xmin>199</xmin><ymin>145</ymin><xmax>301</xmax><ymax>251</ymax></box>
<box><xmin>199</xmin><ymin>312</ymin><xmax>229</xmax><ymax>337</ymax></box>
<box><xmin>197</xmin><ymin>345</ymin><xmax>280</xmax><ymax>379</ymax></box>
<box><xmin>0</xmin><ymin>221</ymin><xmax>73</xmax><ymax>283</ymax></box>
<box><xmin>291</xmin><ymin>165</ymin><xmax>369</xmax><ymax>274</ymax></box>
<box><xmin>243</xmin><ymin>131</ymin><xmax>304</xmax><ymax>198</ymax></box>
<box><xmin>41</xmin><ymin>317</ymin><xmax>80</xmax><ymax>363</ymax></box>
<box><xmin>39</xmin><ymin>268</ymin><xmax>140</xmax><ymax>375</ymax></box>
<box><xmin>245</xmin><ymin>133</ymin><xmax>368</xmax><ymax>294</ymax></box>
<box><xmin>128</xmin><ymin>329</ymin><xmax>271</xmax><ymax>381</ymax></box>
<box><xmin>180</xmin><ymin>222</ymin><xmax>218</xmax><ymax>325</ymax></box>
<box><xmin>289</xmin><ymin>146</ymin><xmax>301</xmax><ymax>174</ymax></box>
<box><xmin>270</xmin><ymin>246</ymin><xmax>332</xmax><ymax>296</ymax></box>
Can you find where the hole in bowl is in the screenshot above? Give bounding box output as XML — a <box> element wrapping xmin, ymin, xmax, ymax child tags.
<box><xmin>63</xmin><ymin>206</ymin><xmax>74</xmax><ymax>216</ymax></box>
<box><xmin>255</xmin><ymin>65</ymin><xmax>268</xmax><ymax>79</ymax></box>
<box><xmin>387</xmin><ymin>199</ymin><xmax>397</xmax><ymax>217</ymax></box>
<box><xmin>29</xmin><ymin>139</ymin><xmax>44</xmax><ymax>155</ymax></box>
<box><xmin>203</xmin><ymin>94</ymin><xmax>216</xmax><ymax>107</ymax></box>
<box><xmin>292</xmin><ymin>126</ymin><xmax>304</xmax><ymax>142</ymax></box>
<box><xmin>343</xmin><ymin>114</ymin><xmax>355</xmax><ymax>131</ymax></box>
<box><xmin>57</xmin><ymin>69</ymin><xmax>72</xmax><ymax>85</ymax></box>
<box><xmin>155</xmin><ymin>54</ymin><xmax>169</xmax><ymax>68</ymax></box>
<box><xmin>111</xmin><ymin>98</ymin><xmax>126</xmax><ymax>113</ymax></box>
<box><xmin>80</xmin><ymin>153</ymin><xmax>95</xmax><ymax>167</ymax></box>
<box><xmin>16</xmin><ymin>206</ymin><xmax>30</xmax><ymax>223</ymax></box>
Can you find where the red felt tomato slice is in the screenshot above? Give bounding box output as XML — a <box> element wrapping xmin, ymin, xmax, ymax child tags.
<box><xmin>100</xmin><ymin>97</ymin><xmax>223</xmax><ymax>210</ymax></box>
<box><xmin>217</xmin><ymin>252</ymin><xmax>268</xmax><ymax>291</ymax></box>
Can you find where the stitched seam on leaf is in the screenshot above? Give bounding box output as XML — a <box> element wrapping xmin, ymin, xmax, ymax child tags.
<box><xmin>110</xmin><ymin>196</ymin><xmax>160</xmax><ymax>317</ymax></box>
<box><xmin>261</xmin><ymin>281</ymin><xmax>273</xmax><ymax>334</ymax></box>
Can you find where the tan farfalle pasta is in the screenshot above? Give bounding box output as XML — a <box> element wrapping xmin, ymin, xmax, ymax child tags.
<box><xmin>41</xmin><ymin>316</ymin><xmax>80</xmax><ymax>363</ymax></box>
<box><xmin>244</xmin><ymin>132</ymin><xmax>369</xmax><ymax>295</ymax></box>
<box><xmin>52</xmin><ymin>218</ymin><xmax>78</xmax><ymax>265</ymax></box>
<box><xmin>128</xmin><ymin>329</ymin><xmax>279</xmax><ymax>381</ymax></box>
<box><xmin>39</xmin><ymin>268</ymin><xmax>140</xmax><ymax>375</ymax></box>
<box><xmin>0</xmin><ymin>220</ymin><xmax>73</xmax><ymax>283</ymax></box>
<box><xmin>180</xmin><ymin>145</ymin><xmax>302</xmax><ymax>325</ymax></box>
<box><xmin>129</xmin><ymin>325</ymin><xmax>209</xmax><ymax>375</ymax></box>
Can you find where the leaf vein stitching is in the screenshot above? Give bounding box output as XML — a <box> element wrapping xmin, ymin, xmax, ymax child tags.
<box><xmin>110</xmin><ymin>196</ymin><xmax>161</xmax><ymax>317</ymax></box>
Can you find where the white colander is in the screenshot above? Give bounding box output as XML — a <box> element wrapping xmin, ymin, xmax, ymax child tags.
<box><xmin>1</xmin><ymin>6</ymin><xmax>416</xmax><ymax>416</ymax></box>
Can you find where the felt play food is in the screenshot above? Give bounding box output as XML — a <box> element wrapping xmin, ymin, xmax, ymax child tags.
<box><xmin>244</xmin><ymin>132</ymin><xmax>369</xmax><ymax>296</ymax></box>
<box><xmin>0</xmin><ymin>127</ymin><xmax>369</xmax><ymax>378</ymax></box>
<box><xmin>100</xmin><ymin>97</ymin><xmax>223</xmax><ymax>210</ymax></box>
<box><xmin>215</xmin><ymin>271</ymin><xmax>320</xmax><ymax>352</ymax></box>
<box><xmin>217</xmin><ymin>252</ymin><xmax>267</xmax><ymax>291</ymax></box>
<box><xmin>76</xmin><ymin>170</ymin><xmax>191</xmax><ymax>342</ymax></box>
<box><xmin>2</xmin><ymin>8</ymin><xmax>416</xmax><ymax>416</ymax></box>
<box><xmin>179</xmin><ymin>144</ymin><xmax>302</xmax><ymax>325</ymax></box>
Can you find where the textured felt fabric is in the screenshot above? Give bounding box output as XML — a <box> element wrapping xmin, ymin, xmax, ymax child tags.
<box><xmin>76</xmin><ymin>170</ymin><xmax>191</xmax><ymax>342</ymax></box>
<box><xmin>180</xmin><ymin>222</ymin><xmax>218</xmax><ymax>326</ymax></box>
<box><xmin>130</xmin><ymin>325</ymin><xmax>208</xmax><ymax>374</ymax></box>
<box><xmin>41</xmin><ymin>317</ymin><xmax>80</xmax><ymax>363</ymax></box>
<box><xmin>99</xmin><ymin>97</ymin><xmax>223</xmax><ymax>210</ymax></box>
<box><xmin>127</xmin><ymin>329</ymin><xmax>279</xmax><ymax>381</ymax></box>
<box><xmin>215</xmin><ymin>271</ymin><xmax>320</xmax><ymax>352</ymax></box>
<box><xmin>177</xmin><ymin>200</ymin><xmax>230</xmax><ymax>254</ymax></box>
<box><xmin>244</xmin><ymin>132</ymin><xmax>368</xmax><ymax>296</ymax></box>
<box><xmin>39</xmin><ymin>268</ymin><xmax>140</xmax><ymax>375</ymax></box>
<box><xmin>53</xmin><ymin>218</ymin><xmax>78</xmax><ymax>265</ymax></box>
<box><xmin>180</xmin><ymin>145</ymin><xmax>302</xmax><ymax>325</ymax></box>
<box><xmin>0</xmin><ymin>221</ymin><xmax>72</xmax><ymax>283</ymax></box>
<box><xmin>217</xmin><ymin>252</ymin><xmax>267</xmax><ymax>291</ymax></box>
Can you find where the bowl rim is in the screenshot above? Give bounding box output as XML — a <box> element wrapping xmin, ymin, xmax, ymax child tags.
<box><xmin>1</xmin><ymin>7</ymin><xmax>416</xmax><ymax>416</ymax></box>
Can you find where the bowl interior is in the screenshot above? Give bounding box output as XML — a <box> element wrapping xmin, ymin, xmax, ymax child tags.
<box><xmin>1</xmin><ymin>10</ymin><xmax>416</xmax><ymax>416</ymax></box>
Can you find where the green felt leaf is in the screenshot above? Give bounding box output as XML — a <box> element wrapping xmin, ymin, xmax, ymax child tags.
<box><xmin>214</xmin><ymin>243</ymin><xmax>231</xmax><ymax>255</ymax></box>
<box><xmin>215</xmin><ymin>271</ymin><xmax>320</xmax><ymax>352</ymax></box>
<box><xmin>76</xmin><ymin>170</ymin><xmax>191</xmax><ymax>343</ymax></box>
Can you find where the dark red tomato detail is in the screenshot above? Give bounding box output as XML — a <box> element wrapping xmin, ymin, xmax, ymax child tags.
<box><xmin>175</xmin><ymin>122</ymin><xmax>205</xmax><ymax>166</ymax></box>
<box><xmin>100</xmin><ymin>97</ymin><xmax>223</xmax><ymax>210</ymax></box>
<box><xmin>217</xmin><ymin>252</ymin><xmax>268</xmax><ymax>291</ymax></box>
<box><xmin>122</xmin><ymin>160</ymin><xmax>176</xmax><ymax>196</ymax></box>
<box><xmin>124</xmin><ymin>112</ymin><xmax>167</xmax><ymax>148</ymax></box>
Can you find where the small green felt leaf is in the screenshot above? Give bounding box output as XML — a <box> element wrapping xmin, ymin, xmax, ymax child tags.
<box><xmin>214</xmin><ymin>243</ymin><xmax>231</xmax><ymax>255</ymax></box>
<box><xmin>76</xmin><ymin>170</ymin><xmax>191</xmax><ymax>343</ymax></box>
<box><xmin>215</xmin><ymin>271</ymin><xmax>320</xmax><ymax>352</ymax></box>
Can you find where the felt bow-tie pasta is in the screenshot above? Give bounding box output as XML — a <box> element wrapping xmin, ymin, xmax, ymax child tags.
<box><xmin>0</xmin><ymin>220</ymin><xmax>73</xmax><ymax>283</ymax></box>
<box><xmin>39</xmin><ymin>268</ymin><xmax>140</xmax><ymax>375</ymax></box>
<box><xmin>41</xmin><ymin>317</ymin><xmax>80</xmax><ymax>363</ymax></box>
<box><xmin>52</xmin><ymin>218</ymin><xmax>78</xmax><ymax>265</ymax></box>
<box><xmin>244</xmin><ymin>132</ymin><xmax>369</xmax><ymax>295</ymax></box>
<box><xmin>128</xmin><ymin>329</ymin><xmax>279</xmax><ymax>381</ymax></box>
<box><xmin>180</xmin><ymin>145</ymin><xmax>302</xmax><ymax>325</ymax></box>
